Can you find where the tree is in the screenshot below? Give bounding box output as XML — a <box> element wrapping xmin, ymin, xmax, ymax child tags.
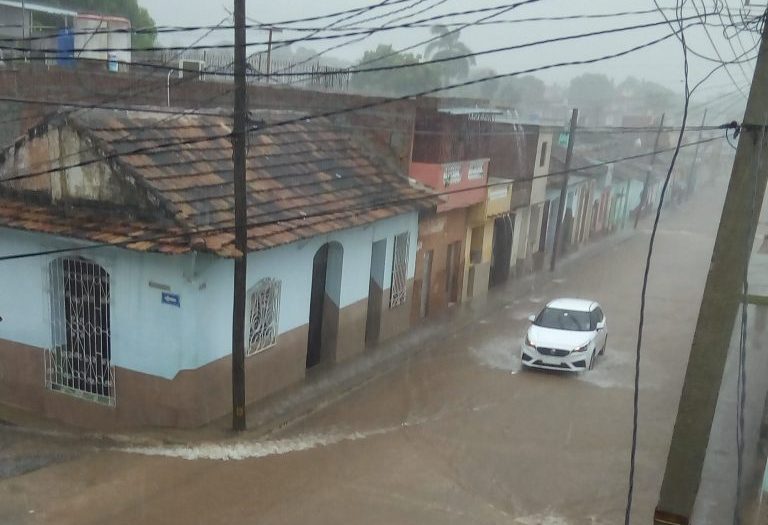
<box><xmin>351</xmin><ymin>44</ymin><xmax>441</xmax><ymax>96</ymax></box>
<box><xmin>568</xmin><ymin>73</ymin><xmax>615</xmax><ymax>125</ymax></box>
<box><xmin>495</xmin><ymin>75</ymin><xmax>546</xmax><ymax>108</ymax></box>
<box><xmin>617</xmin><ymin>76</ymin><xmax>677</xmax><ymax>114</ymax></box>
<box><xmin>46</xmin><ymin>0</ymin><xmax>157</xmax><ymax>48</ymax></box>
<box><xmin>424</xmin><ymin>25</ymin><xmax>476</xmax><ymax>83</ymax></box>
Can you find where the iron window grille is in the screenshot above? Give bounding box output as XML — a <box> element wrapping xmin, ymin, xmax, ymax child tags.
<box><xmin>247</xmin><ymin>278</ymin><xmax>281</xmax><ymax>356</ymax></box>
<box><xmin>46</xmin><ymin>257</ymin><xmax>115</xmax><ymax>406</ymax></box>
<box><xmin>390</xmin><ymin>232</ymin><xmax>410</xmax><ymax>308</ymax></box>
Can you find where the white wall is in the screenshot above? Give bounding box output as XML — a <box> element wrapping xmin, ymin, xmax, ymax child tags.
<box><xmin>0</xmin><ymin>212</ymin><xmax>418</xmax><ymax>380</ymax></box>
<box><xmin>530</xmin><ymin>132</ymin><xmax>554</xmax><ymax>205</ymax></box>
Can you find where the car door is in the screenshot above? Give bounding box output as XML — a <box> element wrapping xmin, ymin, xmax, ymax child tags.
<box><xmin>593</xmin><ymin>306</ymin><xmax>607</xmax><ymax>350</ymax></box>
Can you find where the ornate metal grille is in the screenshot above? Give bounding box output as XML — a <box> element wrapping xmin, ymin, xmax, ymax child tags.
<box><xmin>390</xmin><ymin>232</ymin><xmax>410</xmax><ymax>308</ymax></box>
<box><xmin>46</xmin><ymin>257</ymin><xmax>115</xmax><ymax>405</ymax></box>
<box><xmin>247</xmin><ymin>278</ymin><xmax>281</xmax><ymax>356</ymax></box>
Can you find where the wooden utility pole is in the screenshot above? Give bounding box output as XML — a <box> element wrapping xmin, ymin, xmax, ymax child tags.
<box><xmin>550</xmin><ymin>108</ymin><xmax>578</xmax><ymax>272</ymax></box>
<box><xmin>654</xmin><ymin>18</ymin><xmax>768</xmax><ymax>525</ymax></box>
<box><xmin>231</xmin><ymin>0</ymin><xmax>248</xmax><ymax>432</ymax></box>
<box><xmin>686</xmin><ymin>109</ymin><xmax>707</xmax><ymax>198</ymax></box>
<box><xmin>634</xmin><ymin>113</ymin><xmax>665</xmax><ymax>229</ymax></box>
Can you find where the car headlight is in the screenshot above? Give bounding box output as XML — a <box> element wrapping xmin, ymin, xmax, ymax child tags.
<box><xmin>573</xmin><ymin>343</ymin><xmax>589</xmax><ymax>353</ymax></box>
<box><xmin>525</xmin><ymin>334</ymin><xmax>535</xmax><ymax>348</ymax></box>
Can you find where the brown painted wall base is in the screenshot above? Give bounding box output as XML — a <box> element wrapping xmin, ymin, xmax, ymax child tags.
<box><xmin>379</xmin><ymin>280</ymin><xmax>414</xmax><ymax>342</ymax></box>
<box><xmin>336</xmin><ymin>297</ymin><xmax>367</xmax><ymax>362</ymax></box>
<box><xmin>0</xmin><ymin>325</ymin><xmax>307</xmax><ymax>430</ymax></box>
<box><xmin>0</xmin><ymin>279</ymin><xmax>416</xmax><ymax>429</ymax></box>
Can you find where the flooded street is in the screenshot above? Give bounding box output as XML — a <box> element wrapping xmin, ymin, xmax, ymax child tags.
<box><xmin>0</xmin><ymin>182</ymin><xmax>725</xmax><ymax>525</ymax></box>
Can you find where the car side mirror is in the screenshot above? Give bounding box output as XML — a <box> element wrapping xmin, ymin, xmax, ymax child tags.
<box><xmin>596</xmin><ymin>320</ymin><xmax>606</xmax><ymax>330</ymax></box>
<box><xmin>528</xmin><ymin>314</ymin><xmax>536</xmax><ymax>323</ymax></box>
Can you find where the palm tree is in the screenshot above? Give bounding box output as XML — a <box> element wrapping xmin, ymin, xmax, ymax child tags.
<box><xmin>424</xmin><ymin>25</ymin><xmax>476</xmax><ymax>82</ymax></box>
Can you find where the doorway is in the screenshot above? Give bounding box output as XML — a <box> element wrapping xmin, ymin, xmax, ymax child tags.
<box><xmin>445</xmin><ymin>241</ymin><xmax>461</xmax><ymax>304</ymax></box>
<box><xmin>418</xmin><ymin>250</ymin><xmax>433</xmax><ymax>318</ymax></box>
<box><xmin>490</xmin><ymin>215</ymin><xmax>514</xmax><ymax>287</ymax></box>
<box><xmin>306</xmin><ymin>242</ymin><xmax>343</xmax><ymax>368</ymax></box>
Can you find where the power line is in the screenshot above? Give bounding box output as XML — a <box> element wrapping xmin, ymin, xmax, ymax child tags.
<box><xmin>269</xmin><ymin>0</ymin><xmax>452</xmax><ymax>77</ymax></box>
<box><xmin>691</xmin><ymin>0</ymin><xmax>750</xmax><ymax>98</ymax></box>
<box><xmin>625</xmin><ymin>3</ymin><xmax>691</xmax><ymax>525</ymax></box>
<box><xmin>351</xmin><ymin>0</ymin><xmax>546</xmax><ymax>71</ymax></box>
<box><xmin>0</xmin><ymin>135</ymin><xmax>725</xmax><ymax>263</ymax></box>
<box><xmin>1</xmin><ymin>14</ymin><xmax>723</xmax><ymax>83</ymax></box>
<box><xmin>0</xmin><ymin>3</ymin><xmax>419</xmax><ymax>183</ymax></box>
<box><xmin>0</xmin><ymin>26</ymin><xmax>700</xmax><ymax>185</ymax></box>
<box><xmin>0</xmin><ymin>4</ymin><xmax>703</xmax><ymax>40</ymax></box>
<box><xmin>0</xmin><ymin>17</ymin><xmax>700</xmax><ymax>171</ymax></box>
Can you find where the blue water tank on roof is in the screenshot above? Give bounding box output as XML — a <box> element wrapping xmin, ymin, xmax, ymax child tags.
<box><xmin>56</xmin><ymin>28</ymin><xmax>74</xmax><ymax>67</ymax></box>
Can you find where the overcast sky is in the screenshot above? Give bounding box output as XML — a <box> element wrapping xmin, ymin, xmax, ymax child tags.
<box><xmin>139</xmin><ymin>0</ymin><xmax>758</xmax><ymax>117</ymax></box>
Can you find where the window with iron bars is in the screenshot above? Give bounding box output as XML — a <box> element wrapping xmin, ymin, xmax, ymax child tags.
<box><xmin>247</xmin><ymin>278</ymin><xmax>281</xmax><ymax>356</ymax></box>
<box><xmin>390</xmin><ymin>232</ymin><xmax>410</xmax><ymax>308</ymax></box>
<box><xmin>46</xmin><ymin>257</ymin><xmax>115</xmax><ymax>406</ymax></box>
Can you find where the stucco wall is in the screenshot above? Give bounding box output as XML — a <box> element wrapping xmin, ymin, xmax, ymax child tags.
<box><xmin>530</xmin><ymin>132</ymin><xmax>554</xmax><ymax>205</ymax></box>
<box><xmin>0</xmin><ymin>211</ymin><xmax>419</xmax><ymax>381</ymax></box>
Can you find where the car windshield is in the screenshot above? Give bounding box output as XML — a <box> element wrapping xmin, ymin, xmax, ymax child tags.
<box><xmin>535</xmin><ymin>307</ymin><xmax>592</xmax><ymax>331</ymax></box>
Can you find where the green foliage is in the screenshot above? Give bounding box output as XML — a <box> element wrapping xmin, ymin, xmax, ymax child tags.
<box><xmin>351</xmin><ymin>44</ymin><xmax>441</xmax><ymax>96</ymax></box>
<box><xmin>424</xmin><ymin>25</ymin><xmax>475</xmax><ymax>83</ymax></box>
<box><xmin>45</xmin><ymin>0</ymin><xmax>157</xmax><ymax>48</ymax></box>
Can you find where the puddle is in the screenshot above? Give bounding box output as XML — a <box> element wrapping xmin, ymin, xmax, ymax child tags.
<box><xmin>469</xmin><ymin>336</ymin><xmax>522</xmax><ymax>373</ymax></box>
<box><xmin>575</xmin><ymin>347</ymin><xmax>650</xmax><ymax>390</ymax></box>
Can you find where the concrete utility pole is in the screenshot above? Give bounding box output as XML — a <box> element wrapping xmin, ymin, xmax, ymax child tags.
<box><xmin>686</xmin><ymin>109</ymin><xmax>707</xmax><ymax>198</ymax></box>
<box><xmin>634</xmin><ymin>113</ymin><xmax>665</xmax><ymax>229</ymax></box>
<box><xmin>231</xmin><ymin>0</ymin><xmax>248</xmax><ymax>432</ymax></box>
<box><xmin>654</xmin><ymin>18</ymin><xmax>768</xmax><ymax>525</ymax></box>
<box><xmin>550</xmin><ymin>108</ymin><xmax>578</xmax><ymax>272</ymax></box>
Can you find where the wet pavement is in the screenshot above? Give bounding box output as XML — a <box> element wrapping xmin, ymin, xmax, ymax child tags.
<box><xmin>0</xmin><ymin>179</ymin><xmax>740</xmax><ymax>525</ymax></box>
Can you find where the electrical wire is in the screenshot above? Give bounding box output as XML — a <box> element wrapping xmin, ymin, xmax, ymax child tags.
<box><xmin>625</xmin><ymin>3</ymin><xmax>691</xmax><ymax>524</ymax></box>
<box><xmin>0</xmin><ymin>4</ymin><xmax>704</xmax><ymax>41</ymax></box>
<box><xmin>0</xmin><ymin>25</ymin><xmax>699</xmax><ymax>185</ymax></box>
<box><xmin>2</xmin><ymin>14</ymin><xmax>722</xmax><ymax>82</ymax></box>
<box><xmin>349</xmin><ymin>0</ymin><xmax>545</xmax><ymax>71</ymax></box>
<box><xmin>691</xmin><ymin>0</ymin><xmax>750</xmax><ymax>98</ymax></box>
<box><xmin>0</xmin><ymin>134</ymin><xmax>726</xmax><ymax>264</ymax></box>
<box><xmin>0</xmin><ymin>2</ymin><xmax>420</xmax><ymax>180</ymax></box>
<box><xmin>269</xmin><ymin>0</ymin><xmax>451</xmax><ymax>77</ymax></box>
<box><xmin>0</xmin><ymin>18</ymin><xmax>708</xmax><ymax>181</ymax></box>
<box><xmin>717</xmin><ymin>2</ymin><xmax>755</xmax><ymax>83</ymax></box>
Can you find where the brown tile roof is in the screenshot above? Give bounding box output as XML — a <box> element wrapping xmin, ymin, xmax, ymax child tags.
<box><xmin>0</xmin><ymin>196</ymin><xmax>198</xmax><ymax>255</ymax></box>
<box><xmin>4</xmin><ymin>108</ymin><xmax>437</xmax><ymax>256</ymax></box>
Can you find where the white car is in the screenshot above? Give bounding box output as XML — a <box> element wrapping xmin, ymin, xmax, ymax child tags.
<box><xmin>521</xmin><ymin>298</ymin><xmax>607</xmax><ymax>372</ymax></box>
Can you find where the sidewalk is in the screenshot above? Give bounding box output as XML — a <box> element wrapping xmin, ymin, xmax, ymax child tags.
<box><xmin>0</xmin><ymin>187</ymin><xmax>706</xmax><ymax>447</ymax></box>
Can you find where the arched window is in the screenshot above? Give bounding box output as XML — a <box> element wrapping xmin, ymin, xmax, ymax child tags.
<box><xmin>47</xmin><ymin>256</ymin><xmax>114</xmax><ymax>404</ymax></box>
<box><xmin>247</xmin><ymin>278</ymin><xmax>281</xmax><ymax>356</ymax></box>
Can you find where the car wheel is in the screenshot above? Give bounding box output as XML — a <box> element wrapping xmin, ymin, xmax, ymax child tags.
<box><xmin>588</xmin><ymin>351</ymin><xmax>596</xmax><ymax>371</ymax></box>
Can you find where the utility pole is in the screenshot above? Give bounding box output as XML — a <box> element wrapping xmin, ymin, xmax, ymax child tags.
<box><xmin>231</xmin><ymin>0</ymin><xmax>248</xmax><ymax>432</ymax></box>
<box><xmin>654</xmin><ymin>18</ymin><xmax>768</xmax><ymax>525</ymax></box>
<box><xmin>634</xmin><ymin>113</ymin><xmax>665</xmax><ymax>229</ymax></box>
<box><xmin>550</xmin><ymin>108</ymin><xmax>578</xmax><ymax>272</ymax></box>
<box><xmin>686</xmin><ymin>109</ymin><xmax>707</xmax><ymax>198</ymax></box>
<box><xmin>266</xmin><ymin>27</ymin><xmax>274</xmax><ymax>80</ymax></box>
